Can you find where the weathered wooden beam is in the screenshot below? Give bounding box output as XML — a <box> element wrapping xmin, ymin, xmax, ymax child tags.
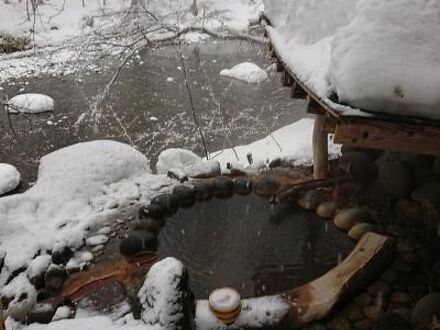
<box><xmin>313</xmin><ymin>115</ymin><xmax>328</xmax><ymax>179</ymax></box>
<box><xmin>334</xmin><ymin>119</ymin><xmax>440</xmax><ymax>156</ymax></box>
<box><xmin>307</xmin><ymin>95</ymin><xmax>324</xmax><ymax>115</ymax></box>
<box><xmin>290</xmin><ymin>81</ymin><xmax>308</xmax><ymax>99</ymax></box>
<box><xmin>283</xmin><ymin>232</ymin><xmax>395</xmax><ymax>328</ymax></box>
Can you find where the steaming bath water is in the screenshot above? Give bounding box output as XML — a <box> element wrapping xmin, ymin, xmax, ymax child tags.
<box><xmin>158</xmin><ymin>194</ymin><xmax>355</xmax><ymax>299</ymax></box>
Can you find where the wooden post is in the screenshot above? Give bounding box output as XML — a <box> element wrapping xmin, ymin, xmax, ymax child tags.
<box><xmin>313</xmin><ymin>114</ymin><xmax>328</xmax><ymax>179</ymax></box>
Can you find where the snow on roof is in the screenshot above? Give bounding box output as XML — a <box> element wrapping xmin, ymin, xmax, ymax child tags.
<box><xmin>264</xmin><ymin>0</ymin><xmax>440</xmax><ymax>120</ymax></box>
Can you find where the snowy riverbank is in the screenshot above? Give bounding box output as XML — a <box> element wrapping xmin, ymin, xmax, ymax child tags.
<box><xmin>0</xmin><ymin>0</ymin><xmax>264</xmax><ymax>83</ymax></box>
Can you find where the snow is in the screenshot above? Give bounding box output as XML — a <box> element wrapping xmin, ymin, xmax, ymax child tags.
<box><xmin>6</xmin><ymin>94</ymin><xmax>54</xmax><ymax>114</ymax></box>
<box><xmin>1</xmin><ymin>273</ymin><xmax>37</xmax><ymax>321</ymax></box>
<box><xmin>210</xmin><ymin>118</ymin><xmax>341</xmax><ymax>169</ymax></box>
<box><xmin>8</xmin><ymin>314</ymin><xmax>147</xmax><ymax>330</ymax></box>
<box><xmin>195</xmin><ymin>295</ymin><xmax>289</xmax><ymax>329</ymax></box>
<box><xmin>209</xmin><ymin>288</ymin><xmax>241</xmax><ymax>313</ymax></box>
<box><xmin>0</xmin><ymin>140</ymin><xmax>172</xmax><ymax>278</ymax></box>
<box><xmin>138</xmin><ymin>257</ymin><xmax>186</xmax><ymax>329</ymax></box>
<box><xmin>85</xmin><ymin>235</ymin><xmax>109</xmax><ymax>247</ymax></box>
<box><xmin>0</xmin><ymin>0</ymin><xmax>264</xmax><ymax>84</ymax></box>
<box><xmin>186</xmin><ymin>160</ymin><xmax>221</xmax><ymax>178</ymax></box>
<box><xmin>220</xmin><ymin>62</ymin><xmax>268</xmax><ymax>84</ymax></box>
<box><xmin>265</xmin><ymin>0</ymin><xmax>440</xmax><ymax>119</ymax></box>
<box><xmin>26</xmin><ymin>255</ymin><xmax>51</xmax><ymax>280</ymax></box>
<box><xmin>264</xmin><ymin>0</ymin><xmax>356</xmax><ymax>97</ymax></box>
<box><xmin>0</xmin><ymin>164</ymin><xmax>21</xmax><ymax>195</ymax></box>
<box><xmin>156</xmin><ymin>148</ymin><xmax>201</xmax><ymax>174</ymax></box>
<box><xmin>0</xmin><ymin>0</ymin><xmax>127</xmax><ymax>48</ymax></box>
<box><xmin>330</xmin><ymin>0</ymin><xmax>440</xmax><ymax>119</ymax></box>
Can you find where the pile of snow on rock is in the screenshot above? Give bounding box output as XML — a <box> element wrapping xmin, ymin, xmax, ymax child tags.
<box><xmin>220</xmin><ymin>62</ymin><xmax>268</xmax><ymax>84</ymax></box>
<box><xmin>0</xmin><ymin>163</ymin><xmax>20</xmax><ymax>195</ymax></box>
<box><xmin>7</xmin><ymin>94</ymin><xmax>54</xmax><ymax>114</ymax></box>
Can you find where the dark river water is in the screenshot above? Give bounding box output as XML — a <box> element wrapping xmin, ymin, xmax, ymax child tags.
<box><xmin>0</xmin><ymin>40</ymin><xmax>309</xmax><ymax>182</ymax></box>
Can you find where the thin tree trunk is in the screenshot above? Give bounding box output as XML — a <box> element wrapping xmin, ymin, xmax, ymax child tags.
<box><xmin>26</xmin><ymin>0</ymin><xmax>31</xmax><ymax>21</ymax></box>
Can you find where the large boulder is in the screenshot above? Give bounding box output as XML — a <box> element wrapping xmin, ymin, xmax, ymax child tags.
<box><xmin>411</xmin><ymin>293</ymin><xmax>440</xmax><ymax>329</ymax></box>
<box><xmin>377</xmin><ymin>156</ymin><xmax>412</xmax><ymax>199</ymax></box>
<box><xmin>139</xmin><ymin>257</ymin><xmax>194</xmax><ymax>330</ymax></box>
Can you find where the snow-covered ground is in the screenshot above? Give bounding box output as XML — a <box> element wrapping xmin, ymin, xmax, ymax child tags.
<box><xmin>0</xmin><ymin>140</ymin><xmax>173</xmax><ymax>277</ymax></box>
<box><xmin>211</xmin><ymin>118</ymin><xmax>340</xmax><ymax>169</ymax></box>
<box><xmin>264</xmin><ymin>0</ymin><xmax>440</xmax><ymax>120</ymax></box>
<box><xmin>0</xmin><ymin>0</ymin><xmax>264</xmax><ymax>83</ymax></box>
<box><xmin>0</xmin><ymin>117</ymin><xmax>336</xmax><ymax>329</ymax></box>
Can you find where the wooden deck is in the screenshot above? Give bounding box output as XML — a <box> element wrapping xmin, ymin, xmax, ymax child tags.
<box><xmin>267</xmin><ymin>30</ymin><xmax>440</xmax><ymax>179</ymax></box>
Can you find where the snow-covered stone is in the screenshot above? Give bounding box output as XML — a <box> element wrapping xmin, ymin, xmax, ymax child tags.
<box><xmin>85</xmin><ymin>235</ymin><xmax>108</xmax><ymax>246</ymax></box>
<box><xmin>139</xmin><ymin>257</ymin><xmax>194</xmax><ymax>330</ymax></box>
<box><xmin>0</xmin><ymin>163</ymin><xmax>20</xmax><ymax>195</ymax></box>
<box><xmin>330</xmin><ymin>0</ymin><xmax>440</xmax><ymax>119</ymax></box>
<box><xmin>220</xmin><ymin>62</ymin><xmax>268</xmax><ymax>84</ymax></box>
<box><xmin>156</xmin><ymin>148</ymin><xmax>201</xmax><ymax>175</ymax></box>
<box><xmin>186</xmin><ymin>160</ymin><xmax>221</xmax><ymax>178</ymax></box>
<box><xmin>51</xmin><ymin>305</ymin><xmax>74</xmax><ymax>322</ymax></box>
<box><xmin>1</xmin><ymin>273</ymin><xmax>37</xmax><ymax>321</ymax></box>
<box><xmin>0</xmin><ymin>140</ymin><xmax>172</xmax><ymax>278</ymax></box>
<box><xmin>7</xmin><ymin>93</ymin><xmax>54</xmax><ymax>114</ymax></box>
<box><xmin>27</xmin><ymin>255</ymin><xmax>52</xmax><ymax>282</ymax></box>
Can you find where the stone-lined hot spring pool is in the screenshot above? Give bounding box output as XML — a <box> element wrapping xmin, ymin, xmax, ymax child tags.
<box><xmin>158</xmin><ymin>194</ymin><xmax>355</xmax><ymax>299</ymax></box>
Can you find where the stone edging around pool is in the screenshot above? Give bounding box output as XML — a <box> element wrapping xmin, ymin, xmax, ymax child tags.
<box><xmin>118</xmin><ymin>174</ymin><xmax>395</xmax><ymax>328</ymax></box>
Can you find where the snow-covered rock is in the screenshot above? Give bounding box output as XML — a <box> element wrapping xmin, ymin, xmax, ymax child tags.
<box><xmin>6</xmin><ymin>93</ymin><xmax>54</xmax><ymax>114</ymax></box>
<box><xmin>156</xmin><ymin>148</ymin><xmax>201</xmax><ymax>175</ymax></box>
<box><xmin>330</xmin><ymin>0</ymin><xmax>440</xmax><ymax>119</ymax></box>
<box><xmin>220</xmin><ymin>62</ymin><xmax>268</xmax><ymax>84</ymax></box>
<box><xmin>0</xmin><ymin>163</ymin><xmax>20</xmax><ymax>195</ymax></box>
<box><xmin>186</xmin><ymin>160</ymin><xmax>221</xmax><ymax>178</ymax></box>
<box><xmin>139</xmin><ymin>257</ymin><xmax>194</xmax><ymax>330</ymax></box>
<box><xmin>0</xmin><ymin>140</ymin><xmax>172</xmax><ymax>278</ymax></box>
<box><xmin>1</xmin><ymin>273</ymin><xmax>37</xmax><ymax>321</ymax></box>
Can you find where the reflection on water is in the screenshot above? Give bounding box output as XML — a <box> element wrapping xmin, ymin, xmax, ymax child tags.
<box><xmin>0</xmin><ymin>40</ymin><xmax>308</xmax><ymax>182</ymax></box>
<box><xmin>159</xmin><ymin>195</ymin><xmax>355</xmax><ymax>299</ymax></box>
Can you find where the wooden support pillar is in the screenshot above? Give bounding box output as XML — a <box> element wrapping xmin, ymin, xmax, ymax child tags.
<box><xmin>313</xmin><ymin>114</ymin><xmax>328</xmax><ymax>179</ymax></box>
